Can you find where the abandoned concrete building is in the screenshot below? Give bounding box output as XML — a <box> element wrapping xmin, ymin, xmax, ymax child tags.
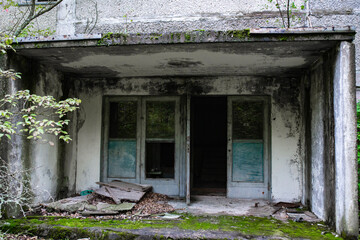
<box><xmin>0</xmin><ymin>0</ymin><xmax>360</xmax><ymax>238</ymax></box>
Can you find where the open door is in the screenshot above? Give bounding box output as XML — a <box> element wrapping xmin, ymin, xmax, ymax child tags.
<box><xmin>227</xmin><ymin>96</ymin><xmax>270</xmax><ymax>199</ymax></box>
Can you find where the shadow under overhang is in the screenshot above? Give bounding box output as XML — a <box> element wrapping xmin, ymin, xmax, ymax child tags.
<box><xmin>13</xmin><ymin>28</ymin><xmax>355</xmax><ymax>78</ymax></box>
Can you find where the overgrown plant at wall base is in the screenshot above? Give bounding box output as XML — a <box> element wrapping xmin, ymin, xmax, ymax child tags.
<box><xmin>0</xmin><ymin>8</ymin><xmax>80</xmax><ymax>218</ymax></box>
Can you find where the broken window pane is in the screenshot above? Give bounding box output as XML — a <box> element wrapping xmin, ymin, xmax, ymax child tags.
<box><xmin>145</xmin><ymin>101</ymin><xmax>175</xmax><ymax>179</ymax></box>
<box><xmin>109</xmin><ymin>101</ymin><xmax>137</xmax><ymax>139</ymax></box>
<box><xmin>232</xmin><ymin>101</ymin><xmax>263</xmax><ymax>139</ymax></box>
<box><xmin>145</xmin><ymin>142</ymin><xmax>175</xmax><ymax>178</ymax></box>
<box><xmin>146</xmin><ymin>101</ymin><xmax>175</xmax><ymax>139</ymax></box>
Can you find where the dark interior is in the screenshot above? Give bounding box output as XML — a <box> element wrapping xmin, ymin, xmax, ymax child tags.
<box><xmin>145</xmin><ymin>142</ymin><xmax>175</xmax><ymax>179</ymax></box>
<box><xmin>191</xmin><ymin>96</ymin><xmax>227</xmax><ymax>195</ymax></box>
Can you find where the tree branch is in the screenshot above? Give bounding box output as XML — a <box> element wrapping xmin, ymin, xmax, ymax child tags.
<box><xmin>287</xmin><ymin>0</ymin><xmax>290</xmax><ymax>28</ymax></box>
<box><xmin>13</xmin><ymin>0</ymin><xmax>63</xmax><ymax>37</ymax></box>
<box><xmin>275</xmin><ymin>0</ymin><xmax>286</xmax><ymax>28</ymax></box>
<box><xmin>33</xmin><ymin>0</ymin><xmax>63</xmax><ymax>19</ymax></box>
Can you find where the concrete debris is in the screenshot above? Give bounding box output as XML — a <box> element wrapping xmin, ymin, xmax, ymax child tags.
<box><xmin>43</xmin><ymin>195</ymin><xmax>94</xmax><ymax>213</ymax></box>
<box><xmin>96</xmin><ymin>180</ymin><xmax>152</xmax><ymax>192</ymax></box>
<box><xmin>44</xmin><ymin>195</ymin><xmax>136</xmax><ymax>215</ymax></box>
<box><xmin>94</xmin><ymin>186</ymin><xmax>145</xmax><ymax>203</ymax></box>
<box><xmin>41</xmin><ymin>181</ymin><xmax>175</xmax><ymax>217</ymax></box>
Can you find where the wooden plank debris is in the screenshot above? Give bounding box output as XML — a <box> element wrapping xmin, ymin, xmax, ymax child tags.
<box><xmin>106</xmin><ymin>187</ymin><xmax>121</xmax><ymax>204</ymax></box>
<box><xmin>94</xmin><ymin>186</ymin><xmax>145</xmax><ymax>202</ymax></box>
<box><xmin>96</xmin><ymin>180</ymin><xmax>152</xmax><ymax>192</ymax></box>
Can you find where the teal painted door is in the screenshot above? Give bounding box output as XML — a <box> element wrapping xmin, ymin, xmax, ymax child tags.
<box><xmin>227</xmin><ymin>97</ymin><xmax>270</xmax><ymax>199</ymax></box>
<box><xmin>103</xmin><ymin>98</ymin><xmax>141</xmax><ymax>184</ymax></box>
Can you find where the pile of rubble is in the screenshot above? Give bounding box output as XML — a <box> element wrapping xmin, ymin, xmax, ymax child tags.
<box><xmin>37</xmin><ymin>180</ymin><xmax>174</xmax><ymax>218</ymax></box>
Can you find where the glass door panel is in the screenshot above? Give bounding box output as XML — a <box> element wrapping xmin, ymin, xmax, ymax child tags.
<box><xmin>145</xmin><ymin>101</ymin><xmax>175</xmax><ymax>179</ymax></box>
<box><xmin>232</xmin><ymin>101</ymin><xmax>264</xmax><ymax>183</ymax></box>
<box><xmin>227</xmin><ymin>97</ymin><xmax>269</xmax><ymax>199</ymax></box>
<box><xmin>108</xmin><ymin>101</ymin><xmax>138</xmax><ymax>179</ymax></box>
<box><xmin>141</xmin><ymin>97</ymin><xmax>180</xmax><ymax>196</ymax></box>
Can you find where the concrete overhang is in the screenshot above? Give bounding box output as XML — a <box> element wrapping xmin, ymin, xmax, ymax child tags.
<box><xmin>12</xmin><ymin>27</ymin><xmax>355</xmax><ymax>78</ymax></box>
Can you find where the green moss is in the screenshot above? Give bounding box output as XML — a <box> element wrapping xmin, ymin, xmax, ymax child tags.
<box><xmin>150</xmin><ymin>33</ymin><xmax>162</xmax><ymax>40</ymax></box>
<box><xmin>0</xmin><ymin>215</ymin><xmax>340</xmax><ymax>240</ymax></box>
<box><xmin>184</xmin><ymin>32</ymin><xmax>191</xmax><ymax>42</ymax></box>
<box><xmin>97</xmin><ymin>32</ymin><xmax>129</xmax><ymax>45</ymax></box>
<box><xmin>226</xmin><ymin>29</ymin><xmax>250</xmax><ymax>40</ymax></box>
<box><xmin>175</xmin><ymin>33</ymin><xmax>181</xmax><ymax>41</ymax></box>
<box><xmin>278</xmin><ymin>36</ymin><xmax>295</xmax><ymax>41</ymax></box>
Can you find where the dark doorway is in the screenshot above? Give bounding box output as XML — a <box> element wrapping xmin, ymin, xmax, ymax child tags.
<box><xmin>191</xmin><ymin>96</ymin><xmax>227</xmax><ymax>195</ymax></box>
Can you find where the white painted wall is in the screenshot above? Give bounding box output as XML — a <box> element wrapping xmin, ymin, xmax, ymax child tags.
<box><xmin>75</xmin><ymin>89</ymin><xmax>103</xmax><ymax>191</ymax></box>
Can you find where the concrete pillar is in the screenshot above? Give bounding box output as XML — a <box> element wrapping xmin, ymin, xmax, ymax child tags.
<box><xmin>0</xmin><ymin>53</ymin><xmax>9</xmax><ymax>162</ymax></box>
<box><xmin>0</xmin><ymin>53</ymin><xmax>27</xmax><ymax>217</ymax></box>
<box><xmin>333</xmin><ymin>41</ymin><xmax>358</xmax><ymax>238</ymax></box>
<box><xmin>56</xmin><ymin>0</ymin><xmax>76</xmax><ymax>35</ymax></box>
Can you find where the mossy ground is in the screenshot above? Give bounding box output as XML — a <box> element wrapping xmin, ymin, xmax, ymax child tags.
<box><xmin>0</xmin><ymin>214</ymin><xmax>340</xmax><ymax>239</ymax></box>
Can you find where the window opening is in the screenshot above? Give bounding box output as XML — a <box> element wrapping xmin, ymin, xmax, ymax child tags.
<box><xmin>145</xmin><ymin>101</ymin><xmax>175</xmax><ymax>179</ymax></box>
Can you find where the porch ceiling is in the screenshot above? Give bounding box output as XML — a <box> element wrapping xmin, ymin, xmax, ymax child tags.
<box><xmin>14</xmin><ymin>29</ymin><xmax>353</xmax><ymax>78</ymax></box>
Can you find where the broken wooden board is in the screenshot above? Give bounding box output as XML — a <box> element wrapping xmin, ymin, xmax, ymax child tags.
<box><xmin>94</xmin><ymin>186</ymin><xmax>145</xmax><ymax>202</ymax></box>
<box><xmin>96</xmin><ymin>180</ymin><xmax>152</xmax><ymax>192</ymax></box>
<box><xmin>106</xmin><ymin>187</ymin><xmax>120</xmax><ymax>204</ymax></box>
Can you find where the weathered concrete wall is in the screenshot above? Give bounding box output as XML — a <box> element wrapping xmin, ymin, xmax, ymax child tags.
<box><xmin>28</xmin><ymin>65</ymin><xmax>65</xmax><ymax>203</ymax></box>
<box><xmin>308</xmin><ymin>48</ymin><xmax>337</xmax><ymax>223</ymax></box>
<box><xmin>70</xmin><ymin>76</ymin><xmax>303</xmax><ymax>202</ymax></box>
<box><xmin>3</xmin><ymin>53</ymin><xmax>69</xmax><ymax>205</ymax></box>
<box><xmin>0</xmin><ymin>0</ymin><xmax>358</xmax><ymax>88</ymax></box>
<box><xmin>65</xmin><ymin>0</ymin><xmax>360</xmax><ymax>92</ymax></box>
<box><xmin>333</xmin><ymin>41</ymin><xmax>358</xmax><ymax>238</ymax></box>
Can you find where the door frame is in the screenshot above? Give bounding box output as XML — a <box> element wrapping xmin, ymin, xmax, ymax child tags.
<box><xmin>102</xmin><ymin>96</ymin><xmax>142</xmax><ymax>184</ymax></box>
<box><xmin>140</xmin><ymin>96</ymin><xmax>181</xmax><ymax>195</ymax></box>
<box><xmin>102</xmin><ymin>96</ymin><xmax>181</xmax><ymax>196</ymax></box>
<box><xmin>227</xmin><ymin>96</ymin><xmax>271</xmax><ymax>199</ymax></box>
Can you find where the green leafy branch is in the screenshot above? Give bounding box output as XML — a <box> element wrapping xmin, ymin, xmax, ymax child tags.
<box><xmin>0</xmin><ymin>90</ymin><xmax>81</xmax><ymax>143</ymax></box>
<box><xmin>266</xmin><ymin>0</ymin><xmax>307</xmax><ymax>28</ymax></box>
<box><xmin>1</xmin><ymin>0</ymin><xmax>63</xmax><ymax>37</ymax></box>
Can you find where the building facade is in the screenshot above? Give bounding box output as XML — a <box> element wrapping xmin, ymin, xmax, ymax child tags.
<box><xmin>0</xmin><ymin>0</ymin><xmax>359</xmax><ymax>237</ymax></box>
